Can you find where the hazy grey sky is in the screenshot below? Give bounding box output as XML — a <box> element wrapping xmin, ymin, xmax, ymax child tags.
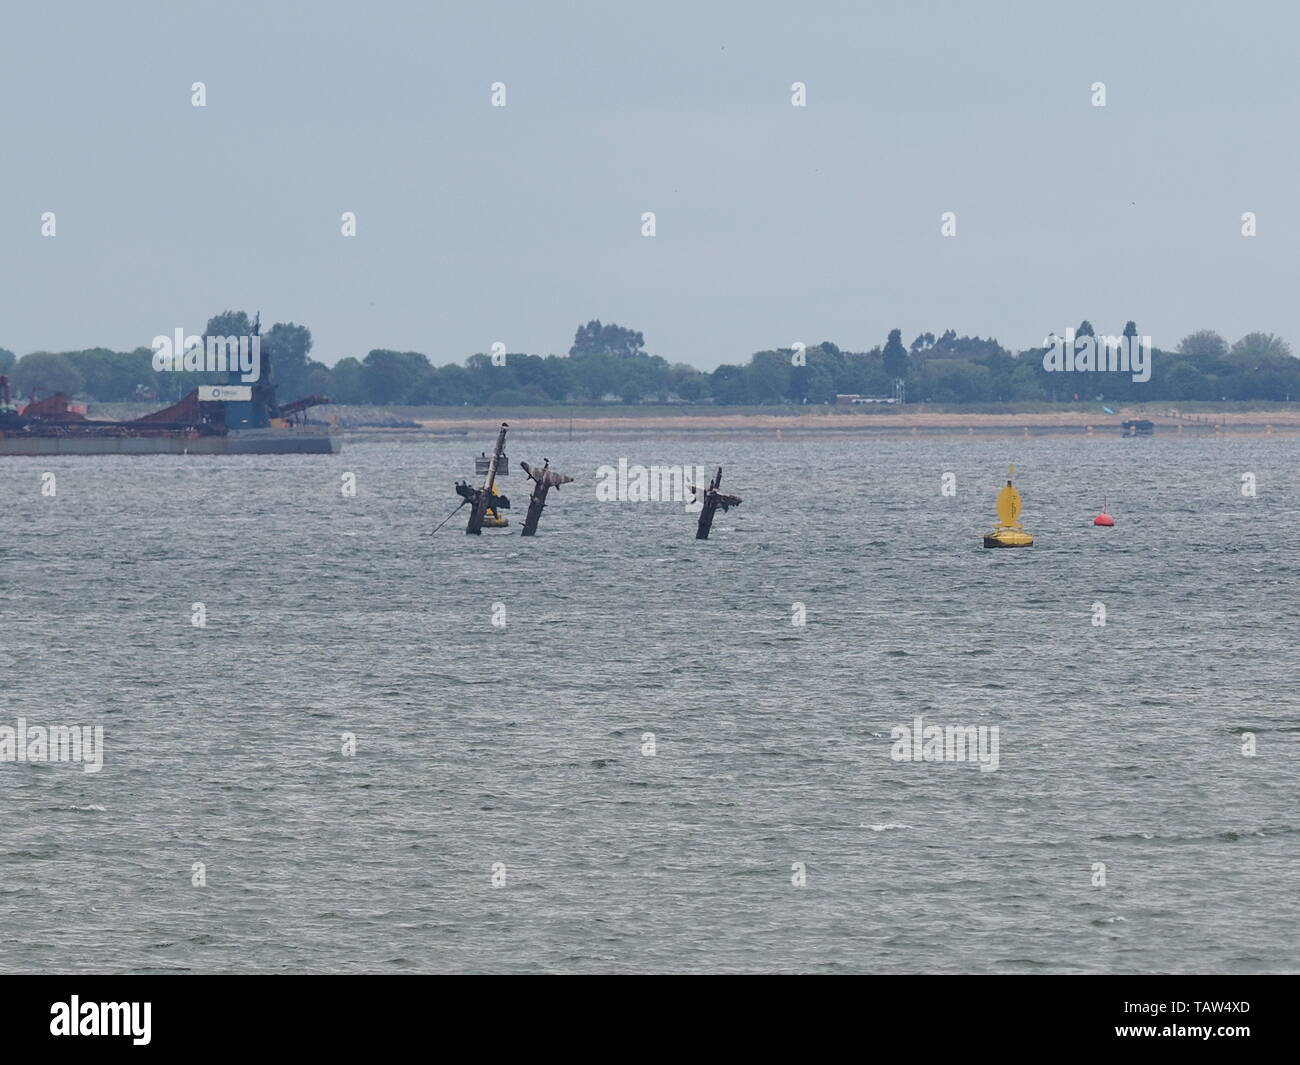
<box><xmin>2</xmin><ymin>0</ymin><xmax>1296</xmax><ymax>369</ymax></box>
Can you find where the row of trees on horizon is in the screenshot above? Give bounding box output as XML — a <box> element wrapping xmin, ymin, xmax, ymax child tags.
<box><xmin>2</xmin><ymin>316</ymin><xmax>1298</xmax><ymax>408</ymax></box>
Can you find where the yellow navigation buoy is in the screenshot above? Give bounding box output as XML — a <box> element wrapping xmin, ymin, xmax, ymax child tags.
<box><xmin>983</xmin><ymin>468</ymin><xmax>1034</xmax><ymax>548</ymax></box>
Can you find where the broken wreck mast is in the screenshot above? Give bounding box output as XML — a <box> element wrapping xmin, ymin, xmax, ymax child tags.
<box><xmin>460</xmin><ymin>422</ymin><xmax>510</xmax><ymax>534</ymax></box>
<box><xmin>519</xmin><ymin>460</ymin><xmax>574</xmax><ymax>536</ymax></box>
<box><xmin>691</xmin><ymin>467</ymin><xmax>741</xmax><ymax>539</ymax></box>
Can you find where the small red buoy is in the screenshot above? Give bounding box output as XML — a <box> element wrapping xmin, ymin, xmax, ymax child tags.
<box><xmin>1094</xmin><ymin>512</ymin><xmax>1114</xmax><ymax>527</ymax></box>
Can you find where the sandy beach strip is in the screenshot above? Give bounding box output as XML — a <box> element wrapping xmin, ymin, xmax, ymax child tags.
<box><xmin>396</xmin><ymin>407</ymin><xmax>1300</xmax><ymax>436</ymax></box>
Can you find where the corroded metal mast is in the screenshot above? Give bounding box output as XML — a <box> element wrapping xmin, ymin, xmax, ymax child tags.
<box><xmin>519</xmin><ymin>459</ymin><xmax>573</xmax><ymax>536</ymax></box>
<box><xmin>692</xmin><ymin>466</ymin><xmax>741</xmax><ymax>539</ymax></box>
<box><xmin>465</xmin><ymin>422</ymin><xmax>509</xmax><ymax>534</ymax></box>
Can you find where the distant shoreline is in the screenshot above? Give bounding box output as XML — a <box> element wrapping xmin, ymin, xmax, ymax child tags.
<box><xmin>387</xmin><ymin>407</ymin><xmax>1300</xmax><ymax>437</ymax></box>
<box><xmin>89</xmin><ymin>401</ymin><xmax>1300</xmax><ymax>436</ymax></box>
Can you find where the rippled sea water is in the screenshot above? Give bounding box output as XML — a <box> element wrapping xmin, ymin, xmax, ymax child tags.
<box><xmin>2</xmin><ymin>431</ymin><xmax>1298</xmax><ymax>974</ymax></box>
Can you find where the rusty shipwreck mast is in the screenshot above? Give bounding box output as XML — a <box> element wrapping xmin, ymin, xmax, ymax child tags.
<box><xmin>690</xmin><ymin>467</ymin><xmax>742</xmax><ymax>540</ymax></box>
<box><xmin>459</xmin><ymin>422</ymin><xmax>510</xmax><ymax>534</ymax></box>
<box><xmin>519</xmin><ymin>459</ymin><xmax>574</xmax><ymax>536</ymax></box>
